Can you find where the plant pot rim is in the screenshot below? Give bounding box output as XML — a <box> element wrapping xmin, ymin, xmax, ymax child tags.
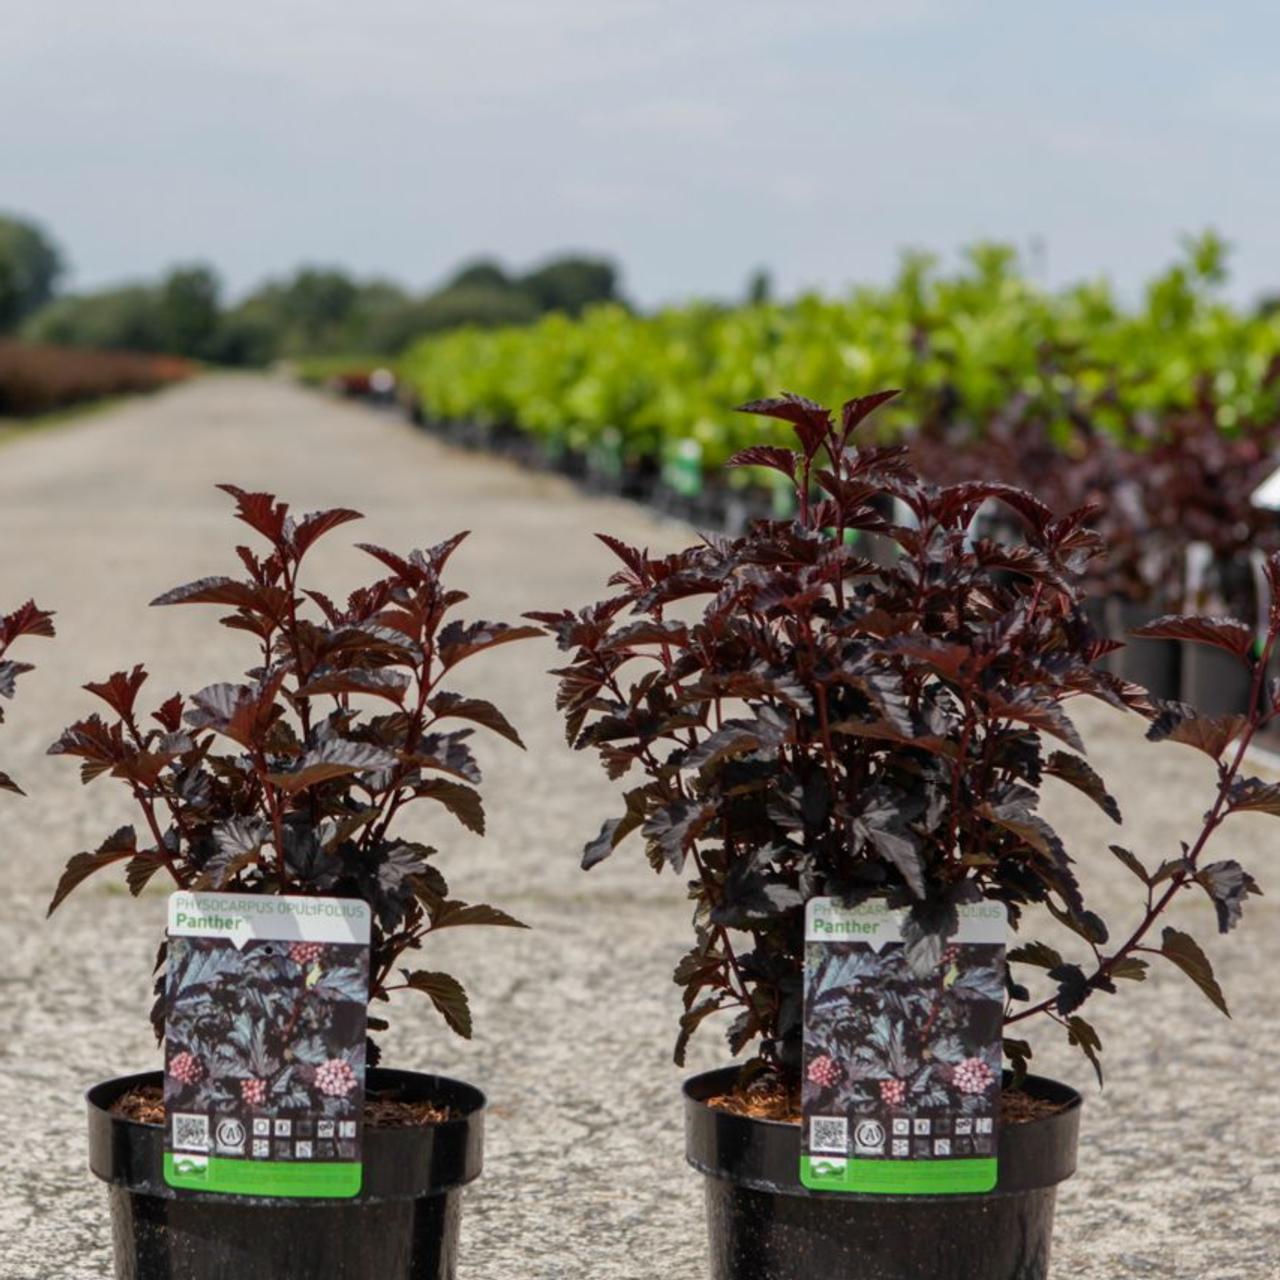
<box><xmin>87</xmin><ymin>1066</ymin><xmax>484</xmax><ymax>1205</ymax></box>
<box><xmin>683</xmin><ymin>1063</ymin><xmax>1081</xmax><ymax>1200</ymax></box>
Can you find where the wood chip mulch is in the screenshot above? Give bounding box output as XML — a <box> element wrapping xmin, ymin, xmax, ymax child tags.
<box><xmin>709</xmin><ymin>1083</ymin><xmax>1065</xmax><ymax>1126</ymax></box>
<box><xmin>110</xmin><ymin>1083</ymin><xmax>451</xmax><ymax>1128</ymax></box>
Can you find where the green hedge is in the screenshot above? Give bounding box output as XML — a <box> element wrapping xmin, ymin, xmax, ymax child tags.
<box><xmin>399</xmin><ymin>235</ymin><xmax>1280</xmax><ymax>475</ymax></box>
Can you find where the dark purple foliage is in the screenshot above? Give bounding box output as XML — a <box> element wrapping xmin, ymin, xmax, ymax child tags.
<box><xmin>0</xmin><ymin>600</ymin><xmax>55</xmax><ymax>797</ymax></box>
<box><xmin>47</xmin><ymin>486</ymin><xmax>533</xmax><ymax>1050</ymax></box>
<box><xmin>534</xmin><ymin>391</ymin><xmax>1274</xmax><ymax>1089</ymax></box>
<box><xmin>910</xmin><ymin>391</ymin><xmax>1280</xmax><ymax>614</ymax></box>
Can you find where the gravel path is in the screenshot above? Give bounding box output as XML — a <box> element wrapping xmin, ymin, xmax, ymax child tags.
<box><xmin>0</xmin><ymin>375</ymin><xmax>1276</xmax><ymax>1279</ymax></box>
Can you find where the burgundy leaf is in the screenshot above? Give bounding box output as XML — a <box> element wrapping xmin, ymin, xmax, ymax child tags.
<box><xmin>1195</xmin><ymin>860</ymin><xmax>1260</xmax><ymax>933</ymax></box>
<box><xmin>126</xmin><ymin>851</ymin><xmax>168</xmax><ymax>896</ymax></box>
<box><xmin>940</xmin><ymin>482</ymin><xmax>1055</xmax><ymax>536</ymax></box>
<box><xmin>47</xmin><ymin>714</ymin><xmax>123</xmax><ymax>769</ymax></box>
<box><xmin>401</xmin><ymin>970</ymin><xmax>472</xmax><ymax>1038</ymax></box>
<box><xmin>427</xmin><ymin>901</ymin><xmax>527</xmax><ymax>930</ymax></box>
<box><xmin>297</xmin><ymin>668</ymin><xmax>411</xmax><ymax>705</ymax></box>
<box><xmin>424</xmin><ymin>531</ymin><xmax>470</xmax><ymax>570</ymax></box>
<box><xmin>427</xmin><ymin>692</ymin><xmax>525</xmax><ymax>748</ymax></box>
<box><xmin>0</xmin><ymin>600</ymin><xmax>56</xmax><ymax>643</ymax></box>
<box><xmin>984</xmin><ymin>692</ymin><xmax>1084</xmax><ymax>752</ymax></box>
<box><xmin>594</xmin><ymin>533</ymin><xmax>651</xmax><ymax>584</ymax></box>
<box><xmin>355</xmin><ymin>543</ymin><xmax>419</xmax><ymax>580</ymax></box>
<box><xmin>151</xmin><ymin>693</ymin><xmax>185</xmax><ymax>733</ymax></box>
<box><xmin>0</xmin><ymin>660</ymin><xmax>32</xmax><ymax>700</ymax></box>
<box><xmin>1145</xmin><ymin>701</ymin><xmax>1248</xmax><ymax>760</ymax></box>
<box><xmin>1227</xmin><ymin>777</ymin><xmax>1280</xmax><ymax>816</ymax></box>
<box><xmin>47</xmin><ymin>826</ymin><xmax>138</xmax><ymax>915</ymax></box>
<box><xmin>1160</xmin><ymin>927</ymin><xmax>1229</xmax><ymax>1016</ymax></box>
<box><xmin>410</xmin><ymin>731</ymin><xmax>481</xmax><ymax>784</ymax></box>
<box><xmin>216</xmin><ymin>484</ymin><xmax>290</xmax><ymax>544</ymax></box>
<box><xmin>1108</xmin><ymin>844</ymin><xmax>1150</xmax><ymax>884</ymax></box>
<box><xmin>266</xmin><ymin>740</ymin><xmax>397</xmax><ymax>792</ymax></box>
<box><xmin>437</xmin><ymin>620</ymin><xmax>541</xmax><ymax>668</ymax></box>
<box><xmin>185</xmin><ymin>679</ymin><xmax>284</xmax><ymax>748</ymax></box>
<box><xmin>581</xmin><ymin>787</ymin><xmax>649</xmax><ymax>869</ymax></box>
<box><xmin>889</xmin><ymin>638</ymin><xmax>973</xmax><ymax>683</ymax></box>
<box><xmin>149</xmin><ymin>576</ymin><xmax>270</xmax><ymax>611</ymax></box>
<box><xmin>415</xmin><ymin>779</ymin><xmax>485</xmax><ymax>834</ymax></box>
<box><xmin>1130</xmin><ymin>614</ymin><xmax>1254</xmax><ymax>660</ymax></box>
<box><xmin>839</xmin><ymin>388</ymin><xmax>900</xmax><ymax>434</ymax></box>
<box><xmin>725</xmin><ymin>445</ymin><xmax>798</xmax><ymax>481</ymax></box>
<box><xmin>736</xmin><ymin>393</ymin><xmax>831</xmax><ymax>458</ymax></box>
<box><xmin>83</xmin><ymin>665</ymin><xmax>149</xmax><ymax>720</ymax></box>
<box><xmin>600</xmin><ymin>619</ymin><xmax>690</xmax><ymax>650</ymax></box>
<box><xmin>642</xmin><ymin>798</ymin><xmax>715</xmax><ymax>873</ymax></box>
<box><xmin>290</xmin><ymin>507</ymin><xmax>364</xmax><ymax>557</ymax></box>
<box><xmin>1043</xmin><ymin>751</ymin><xmax>1121</xmax><ymax>823</ymax></box>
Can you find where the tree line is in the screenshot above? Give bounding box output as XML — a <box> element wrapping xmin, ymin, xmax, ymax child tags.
<box><xmin>0</xmin><ymin>212</ymin><xmax>623</xmax><ymax>365</ymax></box>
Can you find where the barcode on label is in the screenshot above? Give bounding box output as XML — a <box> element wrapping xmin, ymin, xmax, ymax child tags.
<box><xmin>810</xmin><ymin>1115</ymin><xmax>848</xmax><ymax>1154</ymax></box>
<box><xmin>172</xmin><ymin>1113</ymin><xmax>210</xmax><ymax>1152</ymax></box>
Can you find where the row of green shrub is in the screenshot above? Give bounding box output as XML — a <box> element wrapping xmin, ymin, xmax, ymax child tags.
<box><xmin>398</xmin><ymin>235</ymin><xmax>1280</xmax><ymax>473</ymax></box>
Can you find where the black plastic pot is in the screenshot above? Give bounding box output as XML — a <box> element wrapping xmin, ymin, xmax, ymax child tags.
<box><xmin>685</xmin><ymin>1066</ymin><xmax>1081</xmax><ymax>1280</ymax></box>
<box><xmin>1106</xmin><ymin>598</ymin><xmax>1180</xmax><ymax>699</ymax></box>
<box><xmin>88</xmin><ymin>1068</ymin><xmax>484</xmax><ymax>1280</ymax></box>
<box><xmin>620</xmin><ymin>456</ymin><xmax>660</xmax><ymax>503</ymax></box>
<box><xmin>1180</xmin><ymin>640</ymin><xmax>1254</xmax><ymax>716</ymax></box>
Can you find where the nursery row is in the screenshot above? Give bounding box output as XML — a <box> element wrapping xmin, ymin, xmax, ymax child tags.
<box><xmin>5</xmin><ymin>391</ymin><xmax>1275</xmax><ymax>1280</ymax></box>
<box><xmin>0</xmin><ymin>340</ymin><xmax>194</xmax><ymax>418</ymax></box>
<box><xmin>396</xmin><ymin>233</ymin><xmax>1280</xmax><ymax>473</ymax></box>
<box><xmin>414</xmin><ymin>406</ymin><xmax>1280</xmax><ymax>726</ymax></box>
<box><xmin>293</xmin><ymin>239</ymin><xmax>1280</xmax><ymax>727</ymax></box>
<box><xmin>315</xmin><ymin>363</ymin><xmax>1280</xmax><ymax>724</ymax></box>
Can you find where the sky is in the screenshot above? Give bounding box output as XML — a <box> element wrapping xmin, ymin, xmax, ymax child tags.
<box><xmin>3</xmin><ymin>1</ymin><xmax>1277</xmax><ymax>307</ymax></box>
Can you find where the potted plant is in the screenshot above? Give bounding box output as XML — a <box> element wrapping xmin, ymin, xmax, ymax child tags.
<box><xmin>1140</xmin><ymin>404</ymin><xmax>1279</xmax><ymax>713</ymax></box>
<box><xmin>1</xmin><ymin>598</ymin><xmax>55</xmax><ymax>796</ymax></box>
<box><xmin>530</xmin><ymin>392</ymin><xmax>1269</xmax><ymax>1280</ymax></box>
<box><xmin>48</xmin><ymin>485</ymin><xmax>536</xmax><ymax>1280</ymax></box>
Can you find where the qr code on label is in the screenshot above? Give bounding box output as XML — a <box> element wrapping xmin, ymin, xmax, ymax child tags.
<box><xmin>172</xmin><ymin>1113</ymin><xmax>209</xmax><ymax>1152</ymax></box>
<box><xmin>810</xmin><ymin>1116</ymin><xmax>848</xmax><ymax>1154</ymax></box>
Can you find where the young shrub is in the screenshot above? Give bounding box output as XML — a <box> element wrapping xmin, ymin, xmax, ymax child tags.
<box><xmin>47</xmin><ymin>485</ymin><xmax>537</xmax><ymax>1052</ymax></box>
<box><xmin>532</xmin><ymin>391</ymin><xmax>1268</xmax><ymax>1090</ymax></box>
<box><xmin>0</xmin><ymin>600</ymin><xmax>56</xmax><ymax>796</ymax></box>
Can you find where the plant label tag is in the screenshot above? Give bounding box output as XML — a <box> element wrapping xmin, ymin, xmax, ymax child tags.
<box><xmin>163</xmin><ymin>891</ymin><xmax>371</xmax><ymax>1198</ymax></box>
<box><xmin>800</xmin><ymin>898</ymin><xmax>1007</xmax><ymax>1195</ymax></box>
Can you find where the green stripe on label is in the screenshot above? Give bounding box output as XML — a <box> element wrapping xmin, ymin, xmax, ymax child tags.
<box><xmin>164</xmin><ymin>1153</ymin><xmax>362</xmax><ymax>1198</ymax></box>
<box><xmin>800</xmin><ymin>1155</ymin><xmax>998</xmax><ymax>1195</ymax></box>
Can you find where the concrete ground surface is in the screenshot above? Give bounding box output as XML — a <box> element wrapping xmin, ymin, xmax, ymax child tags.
<box><xmin>0</xmin><ymin>375</ymin><xmax>1276</xmax><ymax>1279</ymax></box>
